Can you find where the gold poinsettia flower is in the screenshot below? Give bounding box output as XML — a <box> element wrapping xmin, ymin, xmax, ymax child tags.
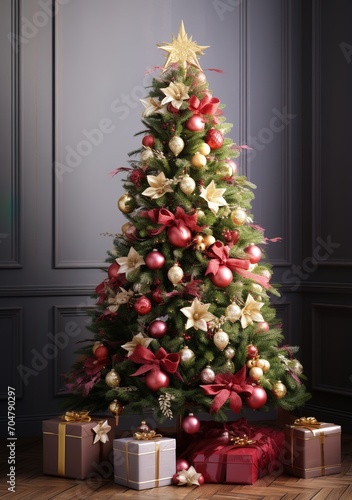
<box><xmin>142</xmin><ymin>172</ymin><xmax>174</xmax><ymax>199</ymax></box>
<box><xmin>240</xmin><ymin>293</ymin><xmax>264</xmax><ymax>329</ymax></box>
<box><xmin>121</xmin><ymin>333</ymin><xmax>154</xmax><ymax>356</ymax></box>
<box><xmin>115</xmin><ymin>247</ymin><xmax>145</xmax><ymax>275</ymax></box>
<box><xmin>107</xmin><ymin>287</ymin><xmax>134</xmax><ymax>312</ymax></box>
<box><xmin>140</xmin><ymin>97</ymin><xmax>167</xmax><ymax>117</ymax></box>
<box><xmin>180</xmin><ymin>297</ymin><xmax>216</xmax><ymax>331</ymax></box>
<box><xmin>160</xmin><ymin>81</ymin><xmax>190</xmax><ymax>109</ymax></box>
<box><xmin>200</xmin><ymin>180</ymin><xmax>227</xmax><ymax>214</ymax></box>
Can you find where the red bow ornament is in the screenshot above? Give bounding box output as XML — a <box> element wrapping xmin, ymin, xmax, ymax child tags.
<box><xmin>129</xmin><ymin>345</ymin><xmax>180</xmax><ymax>377</ymax></box>
<box><xmin>200</xmin><ymin>365</ymin><xmax>253</xmax><ymax>413</ymax></box>
<box><xmin>205</xmin><ymin>242</ymin><xmax>270</xmax><ymax>289</ymax></box>
<box><xmin>188</xmin><ymin>92</ymin><xmax>222</xmax><ymax>122</ymax></box>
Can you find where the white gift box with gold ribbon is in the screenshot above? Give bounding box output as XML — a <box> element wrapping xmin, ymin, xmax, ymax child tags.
<box><xmin>113</xmin><ymin>436</ymin><xmax>176</xmax><ymax>490</ymax></box>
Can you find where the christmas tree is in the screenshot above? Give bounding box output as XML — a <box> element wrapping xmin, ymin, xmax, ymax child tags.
<box><xmin>64</xmin><ymin>22</ymin><xmax>310</xmax><ymax>425</ymax></box>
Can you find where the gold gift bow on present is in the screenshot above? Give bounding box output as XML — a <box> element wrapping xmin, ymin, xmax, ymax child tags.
<box><xmin>133</xmin><ymin>430</ymin><xmax>162</xmax><ymax>440</ymax></box>
<box><xmin>229</xmin><ymin>434</ymin><xmax>256</xmax><ymax>447</ymax></box>
<box><xmin>290</xmin><ymin>417</ymin><xmax>326</xmax><ymax>475</ymax></box>
<box><xmin>61</xmin><ymin>410</ymin><xmax>92</xmax><ymax>422</ymax></box>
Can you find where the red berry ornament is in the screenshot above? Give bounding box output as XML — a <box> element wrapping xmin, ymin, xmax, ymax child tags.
<box><xmin>134</xmin><ymin>296</ymin><xmax>152</xmax><ymax>315</ymax></box>
<box><xmin>247</xmin><ymin>344</ymin><xmax>258</xmax><ymax>358</ymax></box>
<box><xmin>182</xmin><ymin>413</ymin><xmax>200</xmax><ymax>434</ymax></box>
<box><xmin>167</xmin><ymin>224</ymin><xmax>192</xmax><ymax>248</ymax></box>
<box><xmin>206</xmin><ymin>128</ymin><xmax>224</xmax><ymax>150</ymax></box>
<box><xmin>142</xmin><ymin>135</ymin><xmax>155</xmax><ymax>148</ymax></box>
<box><xmin>210</xmin><ymin>265</ymin><xmax>233</xmax><ymax>288</ymax></box>
<box><xmin>245</xmin><ymin>244</ymin><xmax>262</xmax><ymax>264</ymax></box>
<box><xmin>145</xmin><ymin>250</ymin><xmax>165</xmax><ymax>270</ymax></box>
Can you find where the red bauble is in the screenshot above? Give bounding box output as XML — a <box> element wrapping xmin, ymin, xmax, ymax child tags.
<box><xmin>176</xmin><ymin>458</ymin><xmax>190</xmax><ymax>472</ymax></box>
<box><xmin>172</xmin><ymin>473</ymin><xmax>180</xmax><ymax>485</ymax></box>
<box><xmin>247</xmin><ymin>344</ymin><xmax>258</xmax><ymax>358</ymax></box>
<box><xmin>94</xmin><ymin>345</ymin><xmax>109</xmax><ymax>361</ymax></box>
<box><xmin>206</xmin><ymin>128</ymin><xmax>224</xmax><ymax>149</ymax></box>
<box><xmin>210</xmin><ymin>265</ymin><xmax>233</xmax><ymax>288</ymax></box>
<box><xmin>167</xmin><ymin>224</ymin><xmax>192</xmax><ymax>248</ymax></box>
<box><xmin>198</xmin><ymin>474</ymin><xmax>205</xmax><ymax>485</ymax></box>
<box><xmin>186</xmin><ymin>115</ymin><xmax>205</xmax><ymax>132</ymax></box>
<box><xmin>256</xmin><ymin>322</ymin><xmax>270</xmax><ymax>333</ymax></box>
<box><xmin>223</xmin><ymin>229</ymin><xmax>240</xmax><ymax>245</ymax></box>
<box><xmin>107</xmin><ymin>262</ymin><xmax>120</xmax><ymax>279</ymax></box>
<box><xmin>145</xmin><ymin>250</ymin><xmax>165</xmax><ymax>270</ymax></box>
<box><xmin>245</xmin><ymin>244</ymin><xmax>262</xmax><ymax>264</ymax></box>
<box><xmin>134</xmin><ymin>296</ymin><xmax>152</xmax><ymax>315</ymax></box>
<box><xmin>245</xmin><ymin>386</ymin><xmax>267</xmax><ymax>409</ymax></box>
<box><xmin>145</xmin><ymin>369</ymin><xmax>169</xmax><ymax>391</ymax></box>
<box><xmin>182</xmin><ymin>413</ymin><xmax>200</xmax><ymax>434</ymax></box>
<box><xmin>148</xmin><ymin>320</ymin><xmax>167</xmax><ymax>338</ymax></box>
<box><xmin>142</xmin><ymin>134</ymin><xmax>155</xmax><ymax>147</ymax></box>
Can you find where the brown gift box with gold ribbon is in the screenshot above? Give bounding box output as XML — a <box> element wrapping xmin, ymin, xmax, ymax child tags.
<box><xmin>284</xmin><ymin>417</ymin><xmax>341</xmax><ymax>478</ymax></box>
<box><xmin>113</xmin><ymin>434</ymin><xmax>176</xmax><ymax>490</ymax></box>
<box><xmin>42</xmin><ymin>412</ymin><xmax>114</xmax><ymax>480</ymax></box>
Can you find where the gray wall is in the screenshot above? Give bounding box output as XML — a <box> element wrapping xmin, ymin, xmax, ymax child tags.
<box><xmin>1</xmin><ymin>0</ymin><xmax>351</xmax><ymax>437</ymax></box>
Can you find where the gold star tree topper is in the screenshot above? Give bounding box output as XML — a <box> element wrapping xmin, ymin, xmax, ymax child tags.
<box><xmin>158</xmin><ymin>21</ymin><xmax>209</xmax><ymax>73</ymax></box>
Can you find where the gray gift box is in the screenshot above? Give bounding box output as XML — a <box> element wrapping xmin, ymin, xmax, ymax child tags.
<box><xmin>113</xmin><ymin>436</ymin><xmax>176</xmax><ymax>490</ymax></box>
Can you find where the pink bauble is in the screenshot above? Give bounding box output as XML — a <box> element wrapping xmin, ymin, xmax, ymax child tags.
<box><xmin>245</xmin><ymin>244</ymin><xmax>262</xmax><ymax>264</ymax></box>
<box><xmin>167</xmin><ymin>224</ymin><xmax>192</xmax><ymax>248</ymax></box>
<box><xmin>145</xmin><ymin>250</ymin><xmax>165</xmax><ymax>270</ymax></box>
<box><xmin>148</xmin><ymin>320</ymin><xmax>167</xmax><ymax>338</ymax></box>
<box><xmin>206</xmin><ymin>129</ymin><xmax>224</xmax><ymax>150</ymax></box>
<box><xmin>255</xmin><ymin>322</ymin><xmax>269</xmax><ymax>333</ymax></box>
<box><xmin>182</xmin><ymin>413</ymin><xmax>200</xmax><ymax>434</ymax></box>
<box><xmin>245</xmin><ymin>386</ymin><xmax>267</xmax><ymax>409</ymax></box>
<box><xmin>145</xmin><ymin>369</ymin><xmax>169</xmax><ymax>391</ymax></box>
<box><xmin>226</xmin><ymin>159</ymin><xmax>238</xmax><ymax>175</ymax></box>
<box><xmin>193</xmin><ymin>71</ymin><xmax>207</xmax><ymax>85</ymax></box>
<box><xmin>176</xmin><ymin>458</ymin><xmax>190</xmax><ymax>472</ymax></box>
<box><xmin>198</xmin><ymin>474</ymin><xmax>205</xmax><ymax>485</ymax></box>
<box><xmin>210</xmin><ymin>265</ymin><xmax>233</xmax><ymax>288</ymax></box>
<box><xmin>134</xmin><ymin>296</ymin><xmax>152</xmax><ymax>315</ymax></box>
<box><xmin>142</xmin><ymin>134</ymin><xmax>155</xmax><ymax>147</ymax></box>
<box><xmin>107</xmin><ymin>262</ymin><xmax>120</xmax><ymax>279</ymax></box>
<box><xmin>172</xmin><ymin>472</ymin><xmax>180</xmax><ymax>485</ymax></box>
<box><xmin>186</xmin><ymin>115</ymin><xmax>205</xmax><ymax>132</ymax></box>
<box><xmin>94</xmin><ymin>345</ymin><xmax>109</xmax><ymax>361</ymax></box>
<box><xmin>247</xmin><ymin>344</ymin><xmax>258</xmax><ymax>358</ymax></box>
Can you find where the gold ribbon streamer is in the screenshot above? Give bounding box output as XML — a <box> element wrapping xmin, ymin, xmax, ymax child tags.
<box><xmin>61</xmin><ymin>410</ymin><xmax>91</xmax><ymax>422</ymax></box>
<box><xmin>133</xmin><ymin>430</ymin><xmax>162</xmax><ymax>440</ymax></box>
<box><xmin>155</xmin><ymin>443</ymin><xmax>160</xmax><ymax>488</ymax></box>
<box><xmin>289</xmin><ymin>417</ymin><xmax>325</xmax><ymax>472</ymax></box>
<box><xmin>58</xmin><ymin>422</ymin><xmax>66</xmax><ymax>476</ymax></box>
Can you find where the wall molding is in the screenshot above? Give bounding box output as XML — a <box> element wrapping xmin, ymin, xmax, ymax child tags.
<box><xmin>0</xmin><ymin>307</ymin><xmax>23</xmax><ymax>399</ymax></box>
<box><xmin>0</xmin><ymin>284</ymin><xmax>96</xmax><ymax>297</ymax></box>
<box><xmin>238</xmin><ymin>0</ymin><xmax>248</xmax><ymax>177</ymax></box>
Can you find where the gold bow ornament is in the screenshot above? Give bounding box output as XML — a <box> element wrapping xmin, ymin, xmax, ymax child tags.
<box><xmin>133</xmin><ymin>430</ymin><xmax>163</xmax><ymax>440</ymax></box>
<box><xmin>229</xmin><ymin>433</ymin><xmax>256</xmax><ymax>447</ymax></box>
<box><xmin>61</xmin><ymin>410</ymin><xmax>91</xmax><ymax>422</ymax></box>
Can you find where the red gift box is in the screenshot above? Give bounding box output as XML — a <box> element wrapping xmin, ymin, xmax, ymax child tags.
<box><xmin>43</xmin><ymin>413</ymin><xmax>114</xmax><ymax>480</ymax></box>
<box><xmin>284</xmin><ymin>418</ymin><xmax>341</xmax><ymax>478</ymax></box>
<box><xmin>183</xmin><ymin>419</ymin><xmax>285</xmax><ymax>485</ymax></box>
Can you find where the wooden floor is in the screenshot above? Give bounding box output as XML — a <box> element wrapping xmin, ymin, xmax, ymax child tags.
<box><xmin>1</xmin><ymin>434</ymin><xmax>351</xmax><ymax>499</ymax></box>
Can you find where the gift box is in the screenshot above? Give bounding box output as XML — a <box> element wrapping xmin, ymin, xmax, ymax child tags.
<box><xmin>183</xmin><ymin>419</ymin><xmax>285</xmax><ymax>485</ymax></box>
<box><xmin>113</xmin><ymin>436</ymin><xmax>176</xmax><ymax>490</ymax></box>
<box><xmin>284</xmin><ymin>418</ymin><xmax>341</xmax><ymax>478</ymax></box>
<box><xmin>43</xmin><ymin>413</ymin><xmax>114</xmax><ymax>480</ymax></box>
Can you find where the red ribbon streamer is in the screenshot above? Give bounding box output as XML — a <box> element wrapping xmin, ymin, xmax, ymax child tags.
<box><xmin>200</xmin><ymin>365</ymin><xmax>253</xmax><ymax>413</ymax></box>
<box><xmin>130</xmin><ymin>345</ymin><xmax>180</xmax><ymax>376</ymax></box>
<box><xmin>148</xmin><ymin>207</ymin><xmax>204</xmax><ymax>236</ymax></box>
<box><xmin>205</xmin><ymin>242</ymin><xmax>270</xmax><ymax>289</ymax></box>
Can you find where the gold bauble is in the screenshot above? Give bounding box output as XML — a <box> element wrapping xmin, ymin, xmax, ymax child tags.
<box><xmin>261</xmin><ymin>359</ymin><xmax>270</xmax><ymax>373</ymax></box>
<box><xmin>198</xmin><ymin>142</ymin><xmax>211</xmax><ymax>156</ymax></box>
<box><xmin>141</xmin><ymin>147</ymin><xmax>154</xmax><ymax>161</ymax></box>
<box><xmin>169</xmin><ymin>136</ymin><xmax>184</xmax><ymax>156</ymax></box>
<box><xmin>223</xmin><ymin>360</ymin><xmax>234</xmax><ymax>373</ymax></box>
<box><xmin>180</xmin><ymin>175</ymin><xmax>196</xmax><ymax>195</ymax></box>
<box><xmin>203</xmin><ymin>235</ymin><xmax>216</xmax><ymax>248</ymax></box>
<box><xmin>121</xmin><ymin>222</ymin><xmax>133</xmax><ymax>235</ymax></box>
<box><xmin>179</xmin><ymin>346</ymin><xmax>195</xmax><ymax>366</ymax></box>
<box><xmin>109</xmin><ymin>399</ymin><xmax>123</xmax><ymax>416</ymax></box>
<box><xmin>217</xmin><ymin>162</ymin><xmax>232</xmax><ymax>177</ymax></box>
<box><xmin>231</xmin><ymin>208</ymin><xmax>247</xmax><ymax>226</ymax></box>
<box><xmin>117</xmin><ymin>193</ymin><xmax>135</xmax><ymax>213</ymax></box>
<box><xmin>191</xmin><ymin>152</ymin><xmax>207</xmax><ymax>168</ymax></box>
<box><xmin>272</xmin><ymin>380</ymin><xmax>287</xmax><ymax>399</ymax></box>
<box><xmin>249</xmin><ymin>366</ymin><xmax>263</xmax><ymax>381</ymax></box>
<box><xmin>167</xmin><ymin>263</ymin><xmax>184</xmax><ymax>285</ymax></box>
<box><xmin>251</xmin><ymin>284</ymin><xmax>263</xmax><ymax>294</ymax></box>
<box><xmin>247</xmin><ymin>359</ymin><xmax>257</xmax><ymax>368</ymax></box>
<box><xmin>105</xmin><ymin>369</ymin><xmax>121</xmax><ymax>388</ymax></box>
<box><xmin>225</xmin><ymin>303</ymin><xmax>242</xmax><ymax>322</ymax></box>
<box><xmin>200</xmin><ymin>365</ymin><xmax>215</xmax><ymax>383</ymax></box>
<box><xmin>213</xmin><ymin>329</ymin><xmax>229</xmax><ymax>350</ymax></box>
